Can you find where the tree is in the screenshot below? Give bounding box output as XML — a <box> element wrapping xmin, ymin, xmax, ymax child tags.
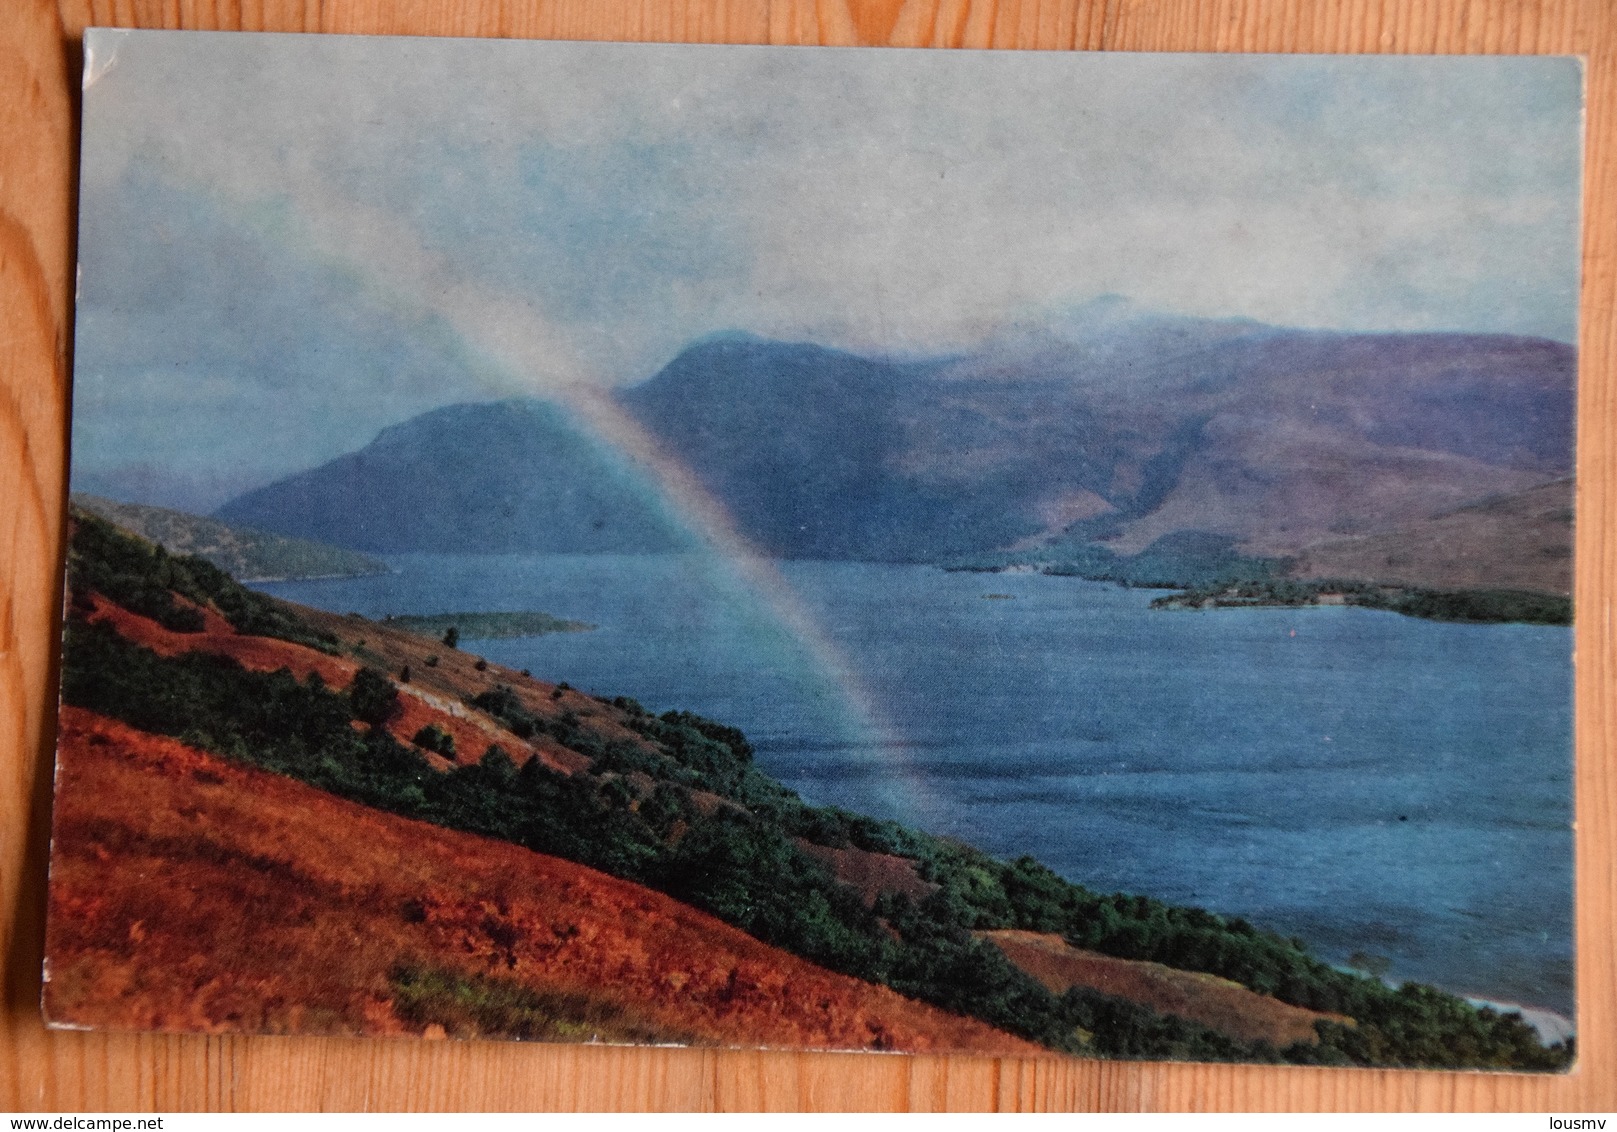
<box><xmin>349</xmin><ymin>667</ymin><xmax>399</xmax><ymax>727</ymax></box>
<box><xmin>412</xmin><ymin>724</ymin><xmax>456</xmax><ymax>757</ymax></box>
<box><xmin>443</xmin><ymin>626</ymin><xmax>460</xmax><ymax>649</ymax></box>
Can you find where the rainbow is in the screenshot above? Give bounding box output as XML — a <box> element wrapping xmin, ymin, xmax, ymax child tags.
<box><xmin>548</xmin><ymin>382</ymin><xmax>948</xmax><ymax>828</ymax></box>
<box><xmin>209</xmin><ymin>179</ymin><xmax>945</xmax><ymax>826</ymax></box>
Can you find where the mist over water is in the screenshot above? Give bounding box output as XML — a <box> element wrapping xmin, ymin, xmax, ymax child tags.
<box><xmin>260</xmin><ymin>553</ymin><xmax>1574</xmax><ymax>1016</ymax></box>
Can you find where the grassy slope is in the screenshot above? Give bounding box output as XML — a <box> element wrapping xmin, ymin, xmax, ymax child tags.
<box><xmin>46</xmin><ymin>707</ymin><xmax>1041</xmax><ymax>1054</ymax></box>
<box><xmin>979</xmin><ymin>931</ymin><xmax>1352</xmax><ymax>1048</ymax></box>
<box><xmin>1288</xmin><ymin>479</ymin><xmax>1574</xmax><ymax>597</ymax></box>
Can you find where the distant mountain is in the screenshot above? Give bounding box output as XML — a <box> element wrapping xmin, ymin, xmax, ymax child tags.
<box><xmin>72</xmin><ymin>493</ymin><xmax>388</xmax><ymax>581</ymax></box>
<box><xmin>615</xmin><ymin>335</ymin><xmax>1026</xmax><ymax>561</ymax></box>
<box><xmin>619</xmin><ymin>314</ymin><xmax>1574</xmax><ymax>569</ymax></box>
<box><xmin>216</xmin><ymin>399</ymin><xmax>688</xmax><ymax>554</ymax></box>
<box><xmin>217</xmin><ymin>306</ymin><xmax>1575</xmax><ymax>591</ymax></box>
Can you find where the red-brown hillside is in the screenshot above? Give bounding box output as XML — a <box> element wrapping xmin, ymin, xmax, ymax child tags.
<box><xmin>979</xmin><ymin>930</ymin><xmax>1351</xmax><ymax>1048</ymax></box>
<box><xmin>45</xmin><ymin>706</ymin><xmax>1045</xmax><ymax>1055</ymax></box>
<box><xmin>84</xmin><ymin>592</ymin><xmax>592</xmax><ymax>774</ymax></box>
<box><xmin>87</xmin><ymin>592</ymin><xmax>358</xmax><ymax>686</ymax></box>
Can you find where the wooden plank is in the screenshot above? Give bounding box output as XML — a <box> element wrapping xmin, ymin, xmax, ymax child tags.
<box><xmin>2</xmin><ymin>0</ymin><xmax>1612</xmax><ymax>1110</ymax></box>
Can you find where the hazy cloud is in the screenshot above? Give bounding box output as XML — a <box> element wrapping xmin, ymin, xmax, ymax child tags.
<box><xmin>74</xmin><ymin>33</ymin><xmax>1583</xmax><ymax>503</ymax></box>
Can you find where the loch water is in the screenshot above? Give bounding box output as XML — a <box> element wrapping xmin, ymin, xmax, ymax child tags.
<box><xmin>258</xmin><ymin>553</ymin><xmax>1575</xmax><ymax>1018</ymax></box>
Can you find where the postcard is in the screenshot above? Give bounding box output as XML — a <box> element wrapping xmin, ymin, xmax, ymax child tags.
<box><xmin>48</xmin><ymin>30</ymin><xmax>1581</xmax><ymax>1068</ymax></box>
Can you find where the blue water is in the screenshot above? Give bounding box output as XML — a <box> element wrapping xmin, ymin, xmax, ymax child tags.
<box><xmin>259</xmin><ymin>553</ymin><xmax>1575</xmax><ymax>1016</ymax></box>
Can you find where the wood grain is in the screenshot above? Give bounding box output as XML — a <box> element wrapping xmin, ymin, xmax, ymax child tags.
<box><xmin>3</xmin><ymin>0</ymin><xmax>1613</xmax><ymax>1111</ymax></box>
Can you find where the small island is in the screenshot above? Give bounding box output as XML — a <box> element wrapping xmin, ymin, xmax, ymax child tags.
<box><xmin>379</xmin><ymin>611</ymin><xmax>596</xmax><ymax>640</ymax></box>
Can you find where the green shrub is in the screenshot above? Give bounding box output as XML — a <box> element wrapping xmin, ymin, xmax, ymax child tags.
<box><xmin>350</xmin><ymin>667</ymin><xmax>399</xmax><ymax>727</ymax></box>
<box><xmin>390</xmin><ymin>965</ymin><xmax>687</xmax><ymax>1045</ymax></box>
<box><xmin>412</xmin><ymin>724</ymin><xmax>455</xmax><ymax>757</ymax></box>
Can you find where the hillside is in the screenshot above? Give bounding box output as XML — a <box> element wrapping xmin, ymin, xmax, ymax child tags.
<box><xmin>1288</xmin><ymin>479</ymin><xmax>1575</xmax><ymax>596</ymax></box>
<box><xmin>1139</xmin><ymin>479</ymin><xmax>1577</xmax><ymax>623</ymax></box>
<box><xmin>73</xmin><ymin>493</ymin><xmax>387</xmax><ymax>581</ymax></box>
<box><xmin>47</xmin><ymin>510</ymin><xmax>1572</xmax><ymax>1068</ymax></box>
<box><xmin>979</xmin><ymin>931</ymin><xmax>1353</xmax><ymax>1049</ymax></box>
<box><xmin>218</xmin><ymin>306</ymin><xmax>1574</xmax><ymax>595</ymax></box>
<box><xmin>46</xmin><ymin>707</ymin><xmax>1040</xmax><ymax>1053</ymax></box>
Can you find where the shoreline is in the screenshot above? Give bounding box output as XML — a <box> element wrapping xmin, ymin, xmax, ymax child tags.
<box><xmin>239</xmin><ymin>567</ymin><xmax>393</xmax><ymax>584</ymax></box>
<box><xmin>1464</xmin><ymin>997</ymin><xmax>1576</xmax><ymax>1045</ymax></box>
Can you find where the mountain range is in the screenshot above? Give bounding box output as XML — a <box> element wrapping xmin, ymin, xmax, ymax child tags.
<box><xmin>218</xmin><ymin>399</ymin><xmax>689</xmax><ymax>554</ymax></box>
<box><xmin>215</xmin><ymin>300</ymin><xmax>1576</xmax><ymax>594</ymax></box>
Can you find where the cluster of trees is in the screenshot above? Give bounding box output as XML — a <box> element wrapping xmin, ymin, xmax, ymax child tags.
<box><xmin>413</xmin><ymin>725</ymin><xmax>456</xmax><ymax>758</ymax></box>
<box><xmin>1153</xmin><ymin>577</ymin><xmax>1572</xmax><ymax>626</ymax></box>
<box><xmin>59</xmin><ymin>515</ymin><xmax>1571</xmax><ymax>1069</ymax></box>
<box><xmin>1378</xmin><ymin>586</ymin><xmax>1571</xmax><ymax>625</ymax></box>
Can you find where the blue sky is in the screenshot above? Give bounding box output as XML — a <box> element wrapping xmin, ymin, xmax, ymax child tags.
<box><xmin>74</xmin><ymin>32</ymin><xmax>1584</xmax><ymax>510</ymax></box>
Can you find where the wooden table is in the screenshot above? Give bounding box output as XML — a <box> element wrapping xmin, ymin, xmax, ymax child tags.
<box><xmin>3</xmin><ymin>0</ymin><xmax>1614</xmax><ymax>1112</ymax></box>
